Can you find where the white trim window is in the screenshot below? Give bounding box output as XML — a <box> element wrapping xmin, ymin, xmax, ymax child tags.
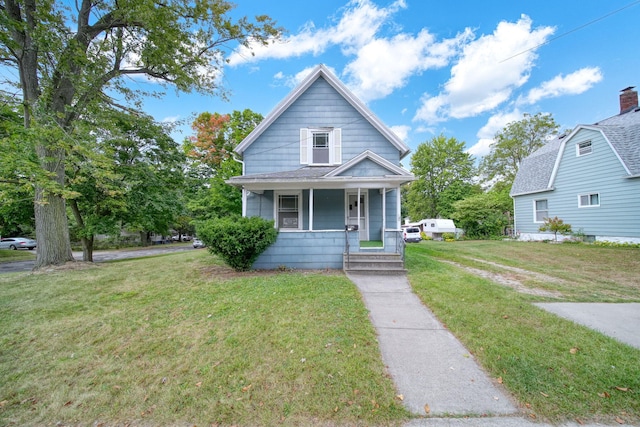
<box><xmin>576</xmin><ymin>141</ymin><xmax>592</xmax><ymax>157</ymax></box>
<box><xmin>300</xmin><ymin>128</ymin><xmax>342</xmax><ymax>165</ymax></box>
<box><xmin>534</xmin><ymin>199</ymin><xmax>548</xmax><ymax>223</ymax></box>
<box><xmin>275</xmin><ymin>192</ymin><xmax>302</xmax><ymax>230</ymax></box>
<box><xmin>578</xmin><ymin>193</ymin><xmax>600</xmax><ymax>208</ymax></box>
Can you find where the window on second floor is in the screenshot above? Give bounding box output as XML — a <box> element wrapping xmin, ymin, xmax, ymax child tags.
<box><xmin>534</xmin><ymin>199</ymin><xmax>548</xmax><ymax>223</ymax></box>
<box><xmin>578</xmin><ymin>193</ymin><xmax>600</xmax><ymax>208</ymax></box>
<box><xmin>300</xmin><ymin>128</ymin><xmax>342</xmax><ymax>165</ymax></box>
<box><xmin>576</xmin><ymin>141</ymin><xmax>592</xmax><ymax>157</ymax></box>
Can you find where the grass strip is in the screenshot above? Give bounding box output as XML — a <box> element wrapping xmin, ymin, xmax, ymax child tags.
<box><xmin>0</xmin><ymin>251</ymin><xmax>409</xmax><ymax>426</ymax></box>
<box><xmin>406</xmin><ymin>245</ymin><xmax>640</xmax><ymax>424</ymax></box>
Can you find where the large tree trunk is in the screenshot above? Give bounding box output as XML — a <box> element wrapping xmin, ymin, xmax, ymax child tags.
<box><xmin>34</xmin><ymin>146</ymin><xmax>75</xmax><ymax>269</ymax></box>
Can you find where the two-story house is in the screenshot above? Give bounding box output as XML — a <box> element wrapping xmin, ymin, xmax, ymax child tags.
<box><xmin>511</xmin><ymin>87</ymin><xmax>640</xmax><ymax>243</ymax></box>
<box><xmin>227</xmin><ymin>64</ymin><xmax>414</xmax><ymax>270</ymax></box>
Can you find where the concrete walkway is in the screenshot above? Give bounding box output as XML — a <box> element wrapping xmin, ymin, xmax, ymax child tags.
<box><xmin>346</xmin><ymin>273</ymin><xmax>637</xmax><ymax>427</ymax></box>
<box><xmin>346</xmin><ymin>272</ymin><xmax>517</xmax><ymax>417</ymax></box>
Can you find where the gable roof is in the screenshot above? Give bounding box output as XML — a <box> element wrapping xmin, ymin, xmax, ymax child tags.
<box><xmin>234</xmin><ymin>64</ymin><xmax>410</xmax><ymax>158</ymax></box>
<box><xmin>511</xmin><ymin>107</ymin><xmax>640</xmax><ymax>197</ymax></box>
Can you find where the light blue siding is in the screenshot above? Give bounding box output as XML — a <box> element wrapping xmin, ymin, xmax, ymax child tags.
<box><xmin>312</xmin><ymin>189</ymin><xmax>344</xmax><ymax>229</ymax></box>
<box><xmin>252</xmin><ymin>231</ymin><xmax>346</xmax><ymax>269</ymax></box>
<box><xmin>243</xmin><ymin>77</ymin><xmax>401</xmax><ymax>174</ymax></box>
<box><xmin>514</xmin><ymin>129</ymin><xmax>640</xmax><ymax>239</ymax></box>
<box><xmin>340</xmin><ymin>158</ymin><xmax>392</xmax><ymax>177</ymax></box>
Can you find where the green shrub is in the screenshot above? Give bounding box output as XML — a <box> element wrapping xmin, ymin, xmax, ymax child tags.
<box><xmin>442</xmin><ymin>232</ymin><xmax>456</xmax><ymax>241</ymax></box>
<box><xmin>197</xmin><ymin>216</ymin><xmax>278</xmax><ymax>271</ymax></box>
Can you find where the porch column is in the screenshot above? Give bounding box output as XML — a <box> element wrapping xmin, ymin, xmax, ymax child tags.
<box><xmin>242</xmin><ymin>188</ymin><xmax>247</xmax><ymax>217</ymax></box>
<box><xmin>357</xmin><ymin>187</ymin><xmax>361</xmax><ymax>231</ymax></box>
<box><xmin>309</xmin><ymin>188</ymin><xmax>314</xmax><ymax>231</ymax></box>
<box><xmin>396</xmin><ymin>186</ymin><xmax>401</xmax><ymax>228</ymax></box>
<box><xmin>382</xmin><ymin>187</ymin><xmax>386</xmax><ymax>233</ymax></box>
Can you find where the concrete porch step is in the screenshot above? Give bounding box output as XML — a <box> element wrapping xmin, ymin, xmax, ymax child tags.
<box><xmin>343</xmin><ymin>252</ymin><xmax>406</xmax><ymax>274</ymax></box>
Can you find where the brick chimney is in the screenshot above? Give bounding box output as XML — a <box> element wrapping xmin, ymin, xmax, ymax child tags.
<box><xmin>620</xmin><ymin>86</ymin><xmax>638</xmax><ymax>114</ymax></box>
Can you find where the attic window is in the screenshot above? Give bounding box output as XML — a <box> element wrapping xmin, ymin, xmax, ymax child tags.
<box><xmin>577</xmin><ymin>141</ymin><xmax>592</xmax><ymax>156</ymax></box>
<box><xmin>300</xmin><ymin>128</ymin><xmax>342</xmax><ymax>165</ymax></box>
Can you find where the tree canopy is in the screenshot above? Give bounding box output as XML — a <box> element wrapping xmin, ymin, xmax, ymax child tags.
<box><xmin>405</xmin><ymin>135</ymin><xmax>475</xmax><ymax>220</ymax></box>
<box><xmin>0</xmin><ymin>0</ymin><xmax>280</xmax><ymax>268</ymax></box>
<box><xmin>480</xmin><ymin>112</ymin><xmax>560</xmax><ymax>185</ymax></box>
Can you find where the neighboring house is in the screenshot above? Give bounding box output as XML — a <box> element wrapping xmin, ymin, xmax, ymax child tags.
<box><xmin>227</xmin><ymin>64</ymin><xmax>414</xmax><ymax>269</ymax></box>
<box><xmin>403</xmin><ymin>218</ymin><xmax>457</xmax><ymax>241</ymax></box>
<box><xmin>511</xmin><ymin>87</ymin><xmax>640</xmax><ymax>243</ymax></box>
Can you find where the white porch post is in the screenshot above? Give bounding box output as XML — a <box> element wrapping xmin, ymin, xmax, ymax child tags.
<box><xmin>309</xmin><ymin>188</ymin><xmax>314</xmax><ymax>231</ymax></box>
<box><xmin>357</xmin><ymin>187</ymin><xmax>361</xmax><ymax>231</ymax></box>
<box><xmin>396</xmin><ymin>186</ymin><xmax>401</xmax><ymax>228</ymax></box>
<box><xmin>242</xmin><ymin>188</ymin><xmax>247</xmax><ymax>217</ymax></box>
<box><xmin>382</xmin><ymin>187</ymin><xmax>386</xmax><ymax>234</ymax></box>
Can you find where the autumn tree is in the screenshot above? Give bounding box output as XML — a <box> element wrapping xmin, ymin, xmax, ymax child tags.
<box><xmin>481</xmin><ymin>113</ymin><xmax>560</xmax><ymax>185</ymax></box>
<box><xmin>185</xmin><ymin>109</ymin><xmax>263</xmax><ymax>220</ymax></box>
<box><xmin>405</xmin><ymin>135</ymin><xmax>475</xmax><ymax>220</ymax></box>
<box><xmin>0</xmin><ymin>0</ymin><xmax>280</xmax><ymax>268</ymax></box>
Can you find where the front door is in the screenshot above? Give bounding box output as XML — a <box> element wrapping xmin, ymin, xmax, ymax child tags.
<box><xmin>347</xmin><ymin>192</ymin><xmax>368</xmax><ymax>241</ymax></box>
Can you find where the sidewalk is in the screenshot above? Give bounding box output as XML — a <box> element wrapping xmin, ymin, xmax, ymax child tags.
<box><xmin>346</xmin><ymin>272</ymin><xmax>517</xmax><ymax>416</ymax></box>
<box><xmin>346</xmin><ymin>272</ymin><xmax>636</xmax><ymax>427</ymax></box>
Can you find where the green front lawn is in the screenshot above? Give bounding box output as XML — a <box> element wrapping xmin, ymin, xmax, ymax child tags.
<box><xmin>406</xmin><ymin>241</ymin><xmax>640</xmax><ymax>424</ymax></box>
<box><xmin>0</xmin><ymin>251</ymin><xmax>408</xmax><ymax>426</ymax></box>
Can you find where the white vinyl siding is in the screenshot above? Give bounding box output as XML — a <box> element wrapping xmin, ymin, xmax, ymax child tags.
<box><xmin>300</xmin><ymin>128</ymin><xmax>342</xmax><ymax>165</ymax></box>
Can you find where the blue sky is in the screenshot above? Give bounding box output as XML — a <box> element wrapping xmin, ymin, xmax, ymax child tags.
<box><xmin>142</xmin><ymin>0</ymin><xmax>640</xmax><ymax>161</ymax></box>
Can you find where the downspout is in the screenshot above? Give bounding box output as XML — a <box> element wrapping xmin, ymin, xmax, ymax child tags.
<box><xmin>232</xmin><ymin>155</ymin><xmax>247</xmax><ymax>217</ymax></box>
<box><xmin>512</xmin><ymin>196</ymin><xmax>516</xmax><ymax>238</ymax></box>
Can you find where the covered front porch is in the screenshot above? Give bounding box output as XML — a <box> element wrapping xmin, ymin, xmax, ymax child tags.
<box><xmin>242</xmin><ymin>186</ymin><xmax>405</xmax><ymax>270</ymax></box>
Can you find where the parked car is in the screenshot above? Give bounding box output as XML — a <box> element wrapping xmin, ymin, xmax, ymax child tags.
<box><xmin>403</xmin><ymin>227</ymin><xmax>422</xmax><ymax>243</ymax></box>
<box><xmin>0</xmin><ymin>237</ymin><xmax>37</xmax><ymax>250</ymax></box>
<box><xmin>192</xmin><ymin>238</ymin><xmax>205</xmax><ymax>249</ymax></box>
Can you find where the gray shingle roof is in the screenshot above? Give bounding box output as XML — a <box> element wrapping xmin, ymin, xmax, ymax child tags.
<box><xmin>511</xmin><ymin>108</ymin><xmax>640</xmax><ymax>196</ymax></box>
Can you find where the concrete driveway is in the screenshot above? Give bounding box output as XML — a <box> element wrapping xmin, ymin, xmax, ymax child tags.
<box><xmin>535</xmin><ymin>302</ymin><xmax>640</xmax><ymax>349</ymax></box>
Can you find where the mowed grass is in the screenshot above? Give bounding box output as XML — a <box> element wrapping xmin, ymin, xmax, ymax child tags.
<box><xmin>406</xmin><ymin>241</ymin><xmax>640</xmax><ymax>424</ymax></box>
<box><xmin>0</xmin><ymin>249</ymin><xmax>36</xmax><ymax>263</ymax></box>
<box><xmin>0</xmin><ymin>251</ymin><xmax>408</xmax><ymax>426</ymax></box>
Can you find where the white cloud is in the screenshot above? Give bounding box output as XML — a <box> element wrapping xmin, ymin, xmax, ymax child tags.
<box><xmin>344</xmin><ymin>28</ymin><xmax>473</xmax><ymax>102</ymax></box>
<box><xmin>522</xmin><ymin>67</ymin><xmax>603</xmax><ymax>104</ymax></box>
<box><xmin>162</xmin><ymin>115</ymin><xmax>181</xmax><ymax>123</ymax></box>
<box><xmin>413</xmin><ymin>15</ymin><xmax>555</xmax><ymax>124</ymax></box>
<box><xmin>273</xmin><ymin>65</ymin><xmax>338</xmax><ymax>88</ymax></box>
<box><xmin>228</xmin><ymin>0</ymin><xmax>406</xmax><ymax>66</ymax></box>
<box><xmin>389</xmin><ymin>125</ymin><xmax>411</xmax><ymax>141</ymax></box>
<box><xmin>467</xmin><ymin>110</ymin><xmax>522</xmax><ymax>157</ymax></box>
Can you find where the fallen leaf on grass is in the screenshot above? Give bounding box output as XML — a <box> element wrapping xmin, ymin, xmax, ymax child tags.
<box><xmin>0</xmin><ymin>400</ymin><xmax>7</xmax><ymax>407</ymax></box>
<box><xmin>575</xmin><ymin>418</ymin><xmax>584</xmax><ymax>425</ymax></box>
<box><xmin>540</xmin><ymin>392</ymin><xmax>549</xmax><ymax>397</ymax></box>
<box><xmin>63</xmin><ymin>401</ymin><xmax>73</xmax><ymax>407</ymax></box>
<box><xmin>396</xmin><ymin>394</ymin><xmax>404</xmax><ymax>401</ymax></box>
<box><xmin>598</xmin><ymin>391</ymin><xmax>611</xmax><ymax>398</ymax></box>
<box><xmin>615</xmin><ymin>387</ymin><xmax>629</xmax><ymax>392</ymax></box>
<box><xmin>195</xmin><ymin>382</ymin><xmax>202</xmax><ymax>387</ymax></box>
<box><xmin>615</xmin><ymin>416</ymin><xmax>625</xmax><ymax>424</ymax></box>
<box><xmin>569</xmin><ymin>347</ymin><xmax>579</xmax><ymax>354</ymax></box>
<box><xmin>497</xmin><ymin>377</ymin><xmax>503</xmax><ymax>384</ymax></box>
<box><xmin>241</xmin><ymin>384</ymin><xmax>252</xmax><ymax>392</ymax></box>
<box><xmin>424</xmin><ymin>403</ymin><xmax>430</xmax><ymax>414</ymax></box>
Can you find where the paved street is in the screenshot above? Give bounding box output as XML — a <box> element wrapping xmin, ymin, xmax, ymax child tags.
<box><xmin>0</xmin><ymin>244</ymin><xmax>195</xmax><ymax>273</ymax></box>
